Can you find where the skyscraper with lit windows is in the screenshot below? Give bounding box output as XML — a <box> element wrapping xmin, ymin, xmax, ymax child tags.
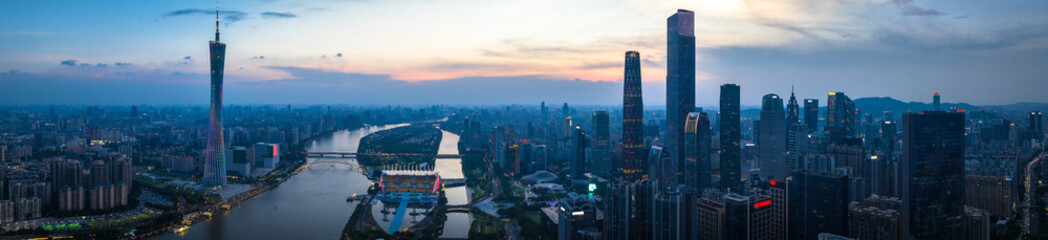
<box><xmin>203</xmin><ymin>6</ymin><xmax>227</xmax><ymax>189</ymax></box>
<box><xmin>622</xmin><ymin>51</ymin><xmax>644</xmax><ymax>180</ymax></box>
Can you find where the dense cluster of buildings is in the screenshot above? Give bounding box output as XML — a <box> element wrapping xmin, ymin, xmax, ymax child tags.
<box><xmin>52</xmin><ymin>157</ymin><xmax>132</xmax><ymax>211</ymax></box>
<box><xmin>445</xmin><ymin>8</ymin><xmax>1047</xmax><ymax>240</ymax></box>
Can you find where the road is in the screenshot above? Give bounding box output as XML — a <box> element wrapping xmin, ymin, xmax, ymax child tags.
<box><xmin>1024</xmin><ymin>152</ymin><xmax>1044</xmax><ymax>235</ymax></box>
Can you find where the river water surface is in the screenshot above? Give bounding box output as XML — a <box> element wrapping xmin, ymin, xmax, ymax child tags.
<box><xmin>154</xmin><ymin>123</ymin><xmax>471</xmax><ymax>239</ymax></box>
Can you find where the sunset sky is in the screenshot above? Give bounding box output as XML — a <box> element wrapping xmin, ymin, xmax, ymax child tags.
<box><xmin>2</xmin><ymin>0</ymin><xmax>1047</xmax><ymax>106</ymax></box>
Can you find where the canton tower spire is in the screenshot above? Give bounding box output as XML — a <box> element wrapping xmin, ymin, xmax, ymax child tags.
<box><xmin>203</xmin><ymin>0</ymin><xmax>228</xmax><ymax>190</ymax></box>
<box><xmin>215</xmin><ymin>1</ymin><xmax>220</xmax><ymax>42</ymax></box>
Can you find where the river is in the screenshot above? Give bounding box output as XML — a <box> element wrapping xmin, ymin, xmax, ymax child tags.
<box><xmin>154</xmin><ymin>123</ymin><xmax>471</xmax><ymax>239</ymax></box>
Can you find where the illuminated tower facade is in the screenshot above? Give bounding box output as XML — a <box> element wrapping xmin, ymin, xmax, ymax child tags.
<box><xmin>203</xmin><ymin>6</ymin><xmax>227</xmax><ymax>189</ymax></box>
<box><xmin>622</xmin><ymin>51</ymin><xmax>644</xmax><ymax>180</ymax></box>
<box><xmin>666</xmin><ymin>9</ymin><xmax>696</xmax><ymax>185</ymax></box>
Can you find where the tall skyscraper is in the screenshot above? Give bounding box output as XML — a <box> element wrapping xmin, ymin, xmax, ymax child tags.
<box><xmin>494</xmin><ymin>126</ymin><xmax>507</xmax><ymax>169</ymax></box>
<box><xmin>933</xmin><ymin>92</ymin><xmax>941</xmax><ymax>111</ymax></box>
<box><xmin>684</xmin><ymin>112</ymin><xmax>713</xmax><ymax>190</ymax></box>
<box><xmin>622</xmin><ymin>51</ymin><xmax>645</xmax><ymax>181</ymax></box>
<box><xmin>786</xmin><ymin>88</ymin><xmax>800</xmax><ymax>126</ymax></box>
<box><xmin>720</xmin><ymin>84</ymin><xmax>742</xmax><ymax>191</ymax></box>
<box><xmin>759</xmin><ymin>94</ymin><xmax>787</xmax><ymax>179</ymax></box>
<box><xmin>827</xmin><ymin>92</ymin><xmax>855</xmax><ymax>143</ymax></box>
<box><xmin>804</xmin><ymin>99</ymin><xmax>819</xmax><ymax>132</ymax></box>
<box><xmin>592</xmin><ymin>111</ymin><xmax>611</xmax><ymax>178</ymax></box>
<box><xmin>203</xmin><ymin>6</ymin><xmax>227</xmax><ymax>189</ymax></box>
<box><xmin>1030</xmin><ymin>111</ymin><xmax>1044</xmax><ymax>142</ymax></box>
<box><xmin>666</xmin><ymin>9</ymin><xmax>696</xmax><ymax>186</ymax></box>
<box><xmin>901</xmin><ymin>111</ymin><xmax>966</xmax><ymax>240</ymax></box>
<box><xmin>571</xmin><ymin>126</ymin><xmax>587</xmax><ymax>180</ymax></box>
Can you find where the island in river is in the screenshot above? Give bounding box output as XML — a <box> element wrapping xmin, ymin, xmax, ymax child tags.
<box><xmin>356</xmin><ymin>125</ymin><xmax>443</xmax><ymax>168</ymax></box>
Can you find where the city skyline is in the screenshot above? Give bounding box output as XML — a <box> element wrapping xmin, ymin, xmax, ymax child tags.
<box><xmin>3</xmin><ymin>0</ymin><xmax>1048</xmax><ymax>105</ymax></box>
<box><xmin>0</xmin><ymin>2</ymin><xmax>1045</xmax><ymax>239</ymax></box>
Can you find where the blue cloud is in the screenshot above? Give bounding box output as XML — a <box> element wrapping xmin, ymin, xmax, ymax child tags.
<box><xmin>261</xmin><ymin>12</ymin><xmax>296</xmax><ymax>19</ymax></box>
<box><xmin>162</xmin><ymin>9</ymin><xmax>247</xmax><ymax>25</ymax></box>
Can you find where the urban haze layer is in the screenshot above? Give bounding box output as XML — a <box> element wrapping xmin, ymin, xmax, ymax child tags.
<box><xmin>0</xmin><ymin>3</ymin><xmax>1046</xmax><ymax>240</ymax></box>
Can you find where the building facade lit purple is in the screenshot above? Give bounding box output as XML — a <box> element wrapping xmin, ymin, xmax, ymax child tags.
<box><xmin>203</xmin><ymin>9</ymin><xmax>227</xmax><ymax>189</ymax></box>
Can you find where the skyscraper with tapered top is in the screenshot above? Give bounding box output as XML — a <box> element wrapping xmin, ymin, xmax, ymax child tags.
<box><xmin>786</xmin><ymin>87</ymin><xmax>799</xmax><ymax>126</ymax></box>
<box><xmin>203</xmin><ymin>3</ymin><xmax>227</xmax><ymax>189</ymax></box>
<box><xmin>666</xmin><ymin>9</ymin><xmax>695</xmax><ymax>186</ymax></box>
<box><xmin>622</xmin><ymin>51</ymin><xmax>644</xmax><ymax>181</ymax></box>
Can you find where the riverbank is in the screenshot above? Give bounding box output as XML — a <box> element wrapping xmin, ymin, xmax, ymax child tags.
<box><xmin>357</xmin><ymin>125</ymin><xmax>443</xmax><ymax>167</ymax></box>
<box><xmin>147</xmin><ymin>124</ymin><xmax>411</xmax><ymax>239</ymax></box>
<box><xmin>128</xmin><ymin>125</ymin><xmax>375</xmax><ymax>239</ymax></box>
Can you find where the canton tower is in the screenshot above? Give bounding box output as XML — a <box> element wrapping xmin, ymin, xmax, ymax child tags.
<box><xmin>203</xmin><ymin>3</ymin><xmax>227</xmax><ymax>189</ymax></box>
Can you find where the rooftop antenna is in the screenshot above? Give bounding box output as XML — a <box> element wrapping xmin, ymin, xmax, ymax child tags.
<box><xmin>215</xmin><ymin>1</ymin><xmax>220</xmax><ymax>42</ymax></box>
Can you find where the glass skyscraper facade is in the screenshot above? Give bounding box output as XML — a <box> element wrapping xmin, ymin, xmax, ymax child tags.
<box><xmin>759</xmin><ymin>94</ymin><xmax>787</xmax><ymax>179</ymax></box>
<box><xmin>720</xmin><ymin>84</ymin><xmax>741</xmax><ymax>191</ymax></box>
<box><xmin>665</xmin><ymin>9</ymin><xmax>695</xmax><ymax>186</ymax></box>
<box><xmin>592</xmin><ymin>111</ymin><xmax>611</xmax><ymax>178</ymax></box>
<box><xmin>685</xmin><ymin>112</ymin><xmax>712</xmax><ymax>190</ymax></box>
<box><xmin>901</xmin><ymin>111</ymin><xmax>966</xmax><ymax>239</ymax></box>
<box><xmin>804</xmin><ymin>99</ymin><xmax>819</xmax><ymax>132</ymax></box>
<box><xmin>827</xmin><ymin>91</ymin><xmax>855</xmax><ymax>143</ymax></box>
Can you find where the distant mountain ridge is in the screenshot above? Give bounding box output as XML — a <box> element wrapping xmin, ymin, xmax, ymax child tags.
<box><xmin>853</xmin><ymin>97</ymin><xmax>1048</xmax><ymax>115</ymax></box>
<box><xmin>736</xmin><ymin>97</ymin><xmax>1047</xmax><ymax>120</ymax></box>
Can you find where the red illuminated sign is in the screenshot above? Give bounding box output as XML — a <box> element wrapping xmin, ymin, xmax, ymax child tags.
<box><xmin>754</xmin><ymin>200</ymin><xmax>771</xmax><ymax>209</ymax></box>
<box><xmin>272</xmin><ymin>145</ymin><xmax>278</xmax><ymax>157</ymax></box>
<box><xmin>769</xmin><ymin>180</ymin><xmax>777</xmax><ymax>186</ymax></box>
